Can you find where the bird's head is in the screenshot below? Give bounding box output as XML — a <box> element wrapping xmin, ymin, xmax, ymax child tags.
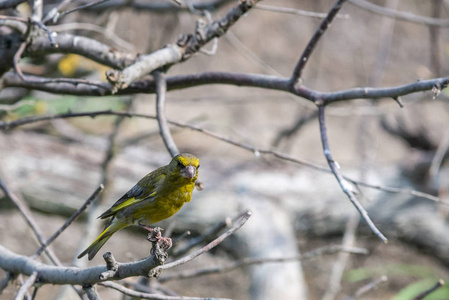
<box><xmin>169</xmin><ymin>153</ymin><xmax>200</xmax><ymax>181</ymax></box>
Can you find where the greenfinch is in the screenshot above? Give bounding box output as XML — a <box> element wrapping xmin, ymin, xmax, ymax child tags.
<box><xmin>78</xmin><ymin>153</ymin><xmax>200</xmax><ymax>260</ymax></box>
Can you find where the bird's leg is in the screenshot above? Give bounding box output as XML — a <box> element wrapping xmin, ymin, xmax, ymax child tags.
<box><xmin>138</xmin><ymin>224</ymin><xmax>156</xmax><ymax>233</ymax></box>
<box><xmin>143</xmin><ymin>226</ymin><xmax>172</xmax><ymax>252</ymax></box>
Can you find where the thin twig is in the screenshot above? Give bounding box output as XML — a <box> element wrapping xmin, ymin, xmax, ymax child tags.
<box><xmin>153</xmin><ymin>211</ymin><xmax>252</xmax><ymax>273</ymax></box>
<box><xmin>3</xmin><ymin>70</ymin><xmax>448</xmax><ymax>102</ymax></box>
<box><xmin>83</xmin><ymin>284</ymin><xmax>101</xmax><ymax>300</ymax></box>
<box><xmin>0</xmin><ymin>178</ymin><xmax>61</xmax><ymax>265</ymax></box>
<box><xmin>31</xmin><ymin>0</ymin><xmax>43</xmax><ymax>22</ymax></box>
<box><xmin>173</xmin><ymin>216</ymin><xmax>232</xmax><ymax>257</ymax></box>
<box><xmin>15</xmin><ymin>271</ymin><xmax>38</xmax><ymax>300</ymax></box>
<box><xmin>0</xmin><ymin>110</ymin><xmax>442</xmax><ymax>204</ymax></box>
<box><xmin>78</xmin><ymin>0</ymin><xmax>231</xmax><ymax>12</ymax></box>
<box><xmin>159</xmin><ymin>245</ymin><xmax>367</xmax><ymax>282</ymax></box>
<box><xmin>0</xmin><ymin>273</ymin><xmax>15</xmax><ymax>294</ymax></box>
<box><xmin>31</xmin><ymin>286</ymin><xmax>39</xmax><ymax>300</ymax></box>
<box><xmin>155</xmin><ymin>71</ymin><xmax>179</xmax><ymax>157</ymax></box>
<box><xmin>255</xmin><ymin>4</ymin><xmax>350</xmax><ymax>19</ymax></box>
<box><xmin>348</xmin><ymin>0</ymin><xmax>449</xmax><ymax>27</ymax></box>
<box><xmin>413</xmin><ymin>279</ymin><xmax>445</xmax><ymax>300</ymax></box>
<box><xmin>345</xmin><ymin>275</ymin><xmax>388</xmax><ymax>300</ymax></box>
<box><xmin>48</xmin><ymin>23</ymin><xmax>135</xmax><ymax>51</ymax></box>
<box><xmin>290</xmin><ymin>0</ymin><xmax>348</xmax><ymax>85</ymax></box>
<box><xmin>317</xmin><ymin>106</ymin><xmax>388</xmax><ymax>243</ymax></box>
<box><xmin>107</xmin><ymin>0</ymin><xmax>260</xmax><ymax>91</ymax></box>
<box><xmin>99</xmin><ymin>281</ymin><xmax>230</xmax><ymax>300</ymax></box>
<box><xmin>322</xmin><ymin>212</ymin><xmax>360</xmax><ymax>300</ymax></box>
<box><xmin>33</xmin><ymin>185</ymin><xmax>104</xmax><ymax>258</ymax></box>
<box><xmin>60</xmin><ymin>0</ymin><xmax>111</xmax><ymax>18</ymax></box>
<box><xmin>13</xmin><ymin>41</ymin><xmax>28</xmax><ymax>81</ymax></box>
<box><xmin>429</xmin><ymin>132</ymin><xmax>449</xmax><ymax>181</ymax></box>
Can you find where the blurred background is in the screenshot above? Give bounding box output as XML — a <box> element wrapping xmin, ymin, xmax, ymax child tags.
<box><xmin>1</xmin><ymin>0</ymin><xmax>449</xmax><ymax>299</ymax></box>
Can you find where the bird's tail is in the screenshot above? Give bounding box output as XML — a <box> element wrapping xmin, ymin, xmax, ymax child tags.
<box><xmin>77</xmin><ymin>222</ymin><xmax>126</xmax><ymax>260</ymax></box>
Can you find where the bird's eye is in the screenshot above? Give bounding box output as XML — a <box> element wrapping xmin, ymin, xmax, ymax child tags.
<box><xmin>197</xmin><ymin>164</ymin><xmax>200</xmax><ymax>169</ymax></box>
<box><xmin>177</xmin><ymin>161</ymin><xmax>184</xmax><ymax>168</ymax></box>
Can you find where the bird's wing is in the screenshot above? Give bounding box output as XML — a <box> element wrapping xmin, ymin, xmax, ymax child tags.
<box><xmin>98</xmin><ymin>168</ymin><xmax>166</xmax><ymax>219</ymax></box>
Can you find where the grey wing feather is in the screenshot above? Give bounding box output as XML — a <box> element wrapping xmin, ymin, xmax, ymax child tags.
<box><xmin>98</xmin><ymin>184</ymin><xmax>144</xmax><ymax>219</ymax></box>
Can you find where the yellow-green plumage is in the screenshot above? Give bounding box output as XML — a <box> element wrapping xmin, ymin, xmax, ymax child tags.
<box><xmin>78</xmin><ymin>153</ymin><xmax>199</xmax><ymax>260</ymax></box>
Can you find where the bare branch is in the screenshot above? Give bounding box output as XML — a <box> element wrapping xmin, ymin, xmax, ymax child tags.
<box><xmin>99</xmin><ymin>281</ymin><xmax>231</xmax><ymax>300</ymax></box>
<box><xmin>33</xmin><ymin>185</ymin><xmax>104</xmax><ymax>258</ymax></box>
<box><xmin>0</xmin><ymin>177</ymin><xmax>61</xmax><ymax>265</ymax></box>
<box><xmin>99</xmin><ymin>252</ymin><xmax>118</xmax><ymax>280</ymax></box>
<box><xmin>255</xmin><ymin>4</ymin><xmax>350</xmax><ymax>19</ymax></box>
<box><xmin>0</xmin><ymin>272</ymin><xmax>14</xmax><ymax>294</ymax></box>
<box><xmin>6</xmin><ymin>70</ymin><xmax>447</xmax><ymax>103</ymax></box>
<box><xmin>413</xmin><ymin>279</ymin><xmax>445</xmax><ymax>300</ymax></box>
<box><xmin>26</xmin><ymin>33</ymin><xmax>136</xmax><ymax>69</ymax></box>
<box><xmin>160</xmin><ymin>245</ymin><xmax>367</xmax><ymax>282</ymax></box>
<box><xmin>290</xmin><ymin>0</ymin><xmax>348</xmax><ymax>85</ymax></box>
<box><xmin>59</xmin><ymin>0</ymin><xmax>111</xmax><ymax>19</ymax></box>
<box><xmin>106</xmin><ymin>0</ymin><xmax>260</xmax><ymax>91</ymax></box>
<box><xmin>345</xmin><ymin>276</ymin><xmax>388</xmax><ymax>300</ymax></box>
<box><xmin>15</xmin><ymin>271</ymin><xmax>38</xmax><ymax>300</ymax></box>
<box><xmin>48</xmin><ymin>23</ymin><xmax>135</xmax><ymax>51</ymax></box>
<box><xmin>0</xmin><ymin>244</ymin><xmax>162</xmax><ymax>285</ymax></box>
<box><xmin>0</xmin><ymin>212</ymin><xmax>250</xmax><ymax>286</ymax></box>
<box><xmin>349</xmin><ymin>0</ymin><xmax>449</xmax><ymax>27</ymax></box>
<box><xmin>173</xmin><ymin>216</ymin><xmax>232</xmax><ymax>257</ymax></box>
<box><xmin>152</xmin><ymin>211</ymin><xmax>252</xmax><ymax>275</ymax></box>
<box><xmin>83</xmin><ymin>284</ymin><xmax>101</xmax><ymax>300</ymax></box>
<box><xmin>0</xmin><ymin>110</ymin><xmax>442</xmax><ymax>204</ymax></box>
<box><xmin>317</xmin><ymin>106</ymin><xmax>388</xmax><ymax>243</ymax></box>
<box><xmin>83</xmin><ymin>0</ymin><xmax>232</xmax><ymax>12</ymax></box>
<box><xmin>155</xmin><ymin>71</ymin><xmax>179</xmax><ymax>157</ymax></box>
<box><xmin>31</xmin><ymin>0</ymin><xmax>43</xmax><ymax>22</ymax></box>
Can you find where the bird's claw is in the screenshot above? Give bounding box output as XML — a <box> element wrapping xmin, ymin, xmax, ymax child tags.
<box><xmin>146</xmin><ymin>227</ymin><xmax>172</xmax><ymax>261</ymax></box>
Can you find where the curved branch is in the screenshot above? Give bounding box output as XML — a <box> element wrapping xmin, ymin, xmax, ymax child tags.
<box><xmin>290</xmin><ymin>0</ymin><xmax>348</xmax><ymax>85</ymax></box>
<box><xmin>99</xmin><ymin>281</ymin><xmax>230</xmax><ymax>300</ymax></box>
<box><xmin>0</xmin><ymin>109</ymin><xmax>442</xmax><ymax>204</ymax></box>
<box><xmin>0</xmin><ymin>245</ymin><xmax>162</xmax><ymax>285</ymax></box>
<box><xmin>26</xmin><ymin>33</ymin><xmax>136</xmax><ymax>69</ymax></box>
<box><xmin>153</xmin><ymin>211</ymin><xmax>252</xmax><ymax>274</ymax></box>
<box><xmin>0</xmin><ymin>178</ymin><xmax>61</xmax><ymax>266</ymax></box>
<box><xmin>33</xmin><ymin>185</ymin><xmax>104</xmax><ymax>258</ymax></box>
<box><xmin>106</xmin><ymin>0</ymin><xmax>260</xmax><ymax>91</ymax></box>
<box><xmin>84</xmin><ymin>0</ymin><xmax>232</xmax><ymax>12</ymax></box>
<box><xmin>159</xmin><ymin>245</ymin><xmax>367</xmax><ymax>282</ymax></box>
<box><xmin>349</xmin><ymin>0</ymin><xmax>449</xmax><ymax>27</ymax></box>
<box><xmin>15</xmin><ymin>271</ymin><xmax>37</xmax><ymax>300</ymax></box>
<box><xmin>317</xmin><ymin>106</ymin><xmax>388</xmax><ymax>243</ymax></box>
<box><xmin>4</xmin><ymin>71</ymin><xmax>447</xmax><ymax>104</ymax></box>
<box><xmin>155</xmin><ymin>71</ymin><xmax>179</xmax><ymax>157</ymax></box>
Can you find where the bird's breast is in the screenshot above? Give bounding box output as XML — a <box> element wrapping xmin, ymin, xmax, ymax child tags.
<box><xmin>125</xmin><ymin>183</ymin><xmax>195</xmax><ymax>225</ymax></box>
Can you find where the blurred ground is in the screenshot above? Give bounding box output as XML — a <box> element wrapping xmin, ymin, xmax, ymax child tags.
<box><xmin>1</xmin><ymin>0</ymin><xmax>449</xmax><ymax>299</ymax></box>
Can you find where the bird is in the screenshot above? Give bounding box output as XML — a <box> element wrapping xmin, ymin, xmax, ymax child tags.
<box><xmin>77</xmin><ymin>153</ymin><xmax>200</xmax><ymax>260</ymax></box>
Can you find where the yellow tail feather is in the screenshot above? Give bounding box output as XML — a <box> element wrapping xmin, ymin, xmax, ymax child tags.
<box><xmin>77</xmin><ymin>222</ymin><xmax>126</xmax><ymax>260</ymax></box>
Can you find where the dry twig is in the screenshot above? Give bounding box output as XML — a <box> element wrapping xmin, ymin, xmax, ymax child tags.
<box><xmin>155</xmin><ymin>71</ymin><xmax>179</xmax><ymax>157</ymax></box>
<box><xmin>34</xmin><ymin>185</ymin><xmax>103</xmax><ymax>258</ymax></box>
<box><xmin>317</xmin><ymin>106</ymin><xmax>388</xmax><ymax>243</ymax></box>
<box><xmin>291</xmin><ymin>0</ymin><xmax>348</xmax><ymax>85</ymax></box>
<box><xmin>345</xmin><ymin>276</ymin><xmax>388</xmax><ymax>300</ymax></box>
<box><xmin>160</xmin><ymin>245</ymin><xmax>367</xmax><ymax>282</ymax></box>
<box><xmin>152</xmin><ymin>211</ymin><xmax>252</xmax><ymax>275</ymax></box>
<box><xmin>99</xmin><ymin>281</ymin><xmax>231</xmax><ymax>300</ymax></box>
<box><xmin>0</xmin><ymin>110</ymin><xmax>442</xmax><ymax>204</ymax></box>
<box><xmin>413</xmin><ymin>279</ymin><xmax>445</xmax><ymax>300</ymax></box>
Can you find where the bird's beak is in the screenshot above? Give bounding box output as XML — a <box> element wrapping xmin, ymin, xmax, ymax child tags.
<box><xmin>182</xmin><ymin>165</ymin><xmax>196</xmax><ymax>179</ymax></box>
